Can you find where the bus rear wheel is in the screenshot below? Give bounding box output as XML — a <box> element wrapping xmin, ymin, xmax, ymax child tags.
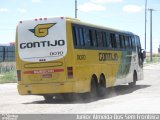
<box><xmin>98</xmin><ymin>75</ymin><xmax>106</xmax><ymax>97</ymax></box>
<box><xmin>43</xmin><ymin>95</ymin><xmax>53</xmax><ymax>102</ymax></box>
<box><xmin>89</xmin><ymin>76</ymin><xmax>98</xmax><ymax>98</ymax></box>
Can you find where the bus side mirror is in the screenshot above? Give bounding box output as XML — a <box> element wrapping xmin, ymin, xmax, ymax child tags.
<box><xmin>142</xmin><ymin>51</ymin><xmax>146</xmax><ymax>59</ymax></box>
<box><xmin>141</xmin><ymin>49</ymin><xmax>146</xmax><ymax>59</ymax></box>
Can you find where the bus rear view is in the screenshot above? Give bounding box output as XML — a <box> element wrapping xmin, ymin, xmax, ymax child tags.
<box><xmin>16</xmin><ymin>17</ymin><xmax>73</xmax><ymax>101</ymax></box>
<box><xmin>16</xmin><ymin>17</ymin><xmax>145</xmax><ymax>101</ymax></box>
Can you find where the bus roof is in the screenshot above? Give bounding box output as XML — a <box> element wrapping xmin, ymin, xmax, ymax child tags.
<box><xmin>18</xmin><ymin>16</ymin><xmax>135</xmax><ymax>36</ymax></box>
<box><xmin>65</xmin><ymin>17</ymin><xmax>134</xmax><ymax>36</ymax></box>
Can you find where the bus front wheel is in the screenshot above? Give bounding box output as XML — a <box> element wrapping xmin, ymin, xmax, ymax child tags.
<box><xmin>129</xmin><ymin>72</ymin><xmax>137</xmax><ymax>87</ymax></box>
<box><xmin>62</xmin><ymin>94</ymin><xmax>74</xmax><ymax>102</ymax></box>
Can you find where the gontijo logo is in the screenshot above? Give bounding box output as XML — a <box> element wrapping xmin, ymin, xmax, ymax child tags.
<box><xmin>29</xmin><ymin>23</ymin><xmax>56</xmax><ymax>37</ymax></box>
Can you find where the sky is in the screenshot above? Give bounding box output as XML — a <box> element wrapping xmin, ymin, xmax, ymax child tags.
<box><xmin>0</xmin><ymin>0</ymin><xmax>160</xmax><ymax>53</ymax></box>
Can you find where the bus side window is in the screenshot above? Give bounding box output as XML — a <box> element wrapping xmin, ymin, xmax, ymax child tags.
<box><xmin>131</xmin><ymin>36</ymin><xmax>136</xmax><ymax>51</ymax></box>
<box><xmin>119</xmin><ymin>35</ymin><xmax>125</xmax><ymax>49</ymax></box>
<box><xmin>123</xmin><ymin>35</ymin><xmax>126</xmax><ymax>49</ymax></box>
<box><xmin>76</xmin><ymin>27</ymin><xmax>81</xmax><ymax>47</ymax></box>
<box><xmin>119</xmin><ymin>35</ymin><xmax>123</xmax><ymax>48</ymax></box>
<box><xmin>83</xmin><ymin>28</ymin><xmax>91</xmax><ymax>47</ymax></box>
<box><xmin>116</xmin><ymin>34</ymin><xmax>120</xmax><ymax>48</ymax></box>
<box><xmin>129</xmin><ymin>36</ymin><xmax>133</xmax><ymax>49</ymax></box>
<box><xmin>137</xmin><ymin>36</ymin><xmax>141</xmax><ymax>48</ymax></box>
<box><xmin>102</xmin><ymin>32</ymin><xmax>106</xmax><ymax>47</ymax></box>
<box><xmin>135</xmin><ymin>36</ymin><xmax>141</xmax><ymax>52</ymax></box>
<box><xmin>125</xmin><ymin>36</ymin><xmax>129</xmax><ymax>49</ymax></box>
<box><xmin>91</xmin><ymin>30</ymin><xmax>98</xmax><ymax>47</ymax></box>
<box><xmin>97</xmin><ymin>31</ymin><xmax>103</xmax><ymax>47</ymax></box>
<box><xmin>79</xmin><ymin>28</ymin><xmax>85</xmax><ymax>46</ymax></box>
<box><xmin>110</xmin><ymin>33</ymin><xmax>117</xmax><ymax>48</ymax></box>
<box><xmin>72</xmin><ymin>26</ymin><xmax>76</xmax><ymax>46</ymax></box>
<box><xmin>127</xmin><ymin>36</ymin><xmax>131</xmax><ymax>49</ymax></box>
<box><xmin>72</xmin><ymin>26</ymin><xmax>80</xmax><ymax>47</ymax></box>
<box><xmin>104</xmin><ymin>32</ymin><xmax>111</xmax><ymax>48</ymax></box>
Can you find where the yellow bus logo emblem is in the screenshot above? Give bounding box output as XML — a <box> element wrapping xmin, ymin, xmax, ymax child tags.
<box><xmin>29</xmin><ymin>23</ymin><xmax>56</xmax><ymax>37</ymax></box>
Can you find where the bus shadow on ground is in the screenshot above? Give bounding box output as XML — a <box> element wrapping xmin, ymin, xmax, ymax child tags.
<box><xmin>23</xmin><ymin>84</ymin><xmax>151</xmax><ymax>104</ymax></box>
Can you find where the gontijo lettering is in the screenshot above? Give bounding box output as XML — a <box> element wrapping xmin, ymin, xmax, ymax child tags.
<box><xmin>20</xmin><ymin>40</ymin><xmax>65</xmax><ymax>49</ymax></box>
<box><xmin>99</xmin><ymin>52</ymin><xmax>118</xmax><ymax>61</ymax></box>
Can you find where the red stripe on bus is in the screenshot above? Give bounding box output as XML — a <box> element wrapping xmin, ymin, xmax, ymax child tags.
<box><xmin>54</xmin><ymin>69</ymin><xmax>64</xmax><ymax>72</ymax></box>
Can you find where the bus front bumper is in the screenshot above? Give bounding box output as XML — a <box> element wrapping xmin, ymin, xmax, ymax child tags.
<box><xmin>17</xmin><ymin>82</ymin><xmax>74</xmax><ymax>95</ymax></box>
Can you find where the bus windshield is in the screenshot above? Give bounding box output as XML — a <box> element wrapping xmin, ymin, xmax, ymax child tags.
<box><xmin>17</xmin><ymin>17</ymin><xmax>67</xmax><ymax>62</ymax></box>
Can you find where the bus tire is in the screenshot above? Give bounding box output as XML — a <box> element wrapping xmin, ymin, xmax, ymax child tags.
<box><xmin>129</xmin><ymin>71</ymin><xmax>137</xmax><ymax>87</ymax></box>
<box><xmin>43</xmin><ymin>95</ymin><xmax>53</xmax><ymax>102</ymax></box>
<box><xmin>98</xmin><ymin>75</ymin><xmax>106</xmax><ymax>97</ymax></box>
<box><xmin>89</xmin><ymin>76</ymin><xmax>98</xmax><ymax>98</ymax></box>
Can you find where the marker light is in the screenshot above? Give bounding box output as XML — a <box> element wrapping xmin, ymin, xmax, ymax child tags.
<box><xmin>17</xmin><ymin>70</ymin><xmax>21</xmax><ymax>81</ymax></box>
<box><xmin>67</xmin><ymin>67</ymin><xmax>73</xmax><ymax>79</ymax></box>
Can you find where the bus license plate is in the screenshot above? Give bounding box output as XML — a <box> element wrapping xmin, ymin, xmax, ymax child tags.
<box><xmin>42</xmin><ymin>74</ymin><xmax>52</xmax><ymax>78</ymax></box>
